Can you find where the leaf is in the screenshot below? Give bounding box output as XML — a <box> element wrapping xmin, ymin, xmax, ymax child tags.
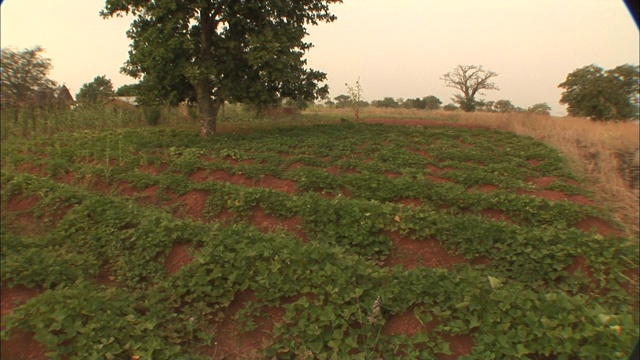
<box><xmin>394</xmin><ymin>215</ymin><xmax>401</xmax><ymax>222</ymax></box>
<box><xmin>516</xmin><ymin>344</ymin><xmax>530</xmax><ymax>357</ymax></box>
<box><xmin>487</xmin><ymin>276</ymin><xmax>503</xmax><ymax>289</ymax></box>
<box><xmin>597</xmin><ymin>314</ymin><xmax>612</xmax><ymax>324</ymax></box>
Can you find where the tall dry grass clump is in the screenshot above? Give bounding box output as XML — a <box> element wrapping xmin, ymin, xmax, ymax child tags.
<box><xmin>448</xmin><ymin>111</ymin><xmax>639</xmax><ymax>240</ymax></box>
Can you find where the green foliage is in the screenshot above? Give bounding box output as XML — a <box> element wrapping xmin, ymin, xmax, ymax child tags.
<box><xmin>1</xmin><ymin>123</ymin><xmax>637</xmax><ymax>359</ymax></box>
<box><xmin>493</xmin><ymin>99</ymin><xmax>517</xmax><ymax>113</ymax></box>
<box><xmin>333</xmin><ymin>94</ymin><xmax>351</xmax><ymax>108</ymax></box>
<box><xmin>1</xmin><ymin>46</ymin><xmax>57</xmax><ymax>106</ymax></box>
<box><xmin>372</xmin><ymin>97</ymin><xmax>400</xmax><ymax>108</ymax></box>
<box><xmin>443</xmin><ymin>103</ymin><xmax>458</xmax><ymax>111</ymax></box>
<box><xmin>400</xmin><ymin>96</ymin><xmax>442</xmax><ymax>110</ymax></box>
<box><xmin>143</xmin><ymin>106</ymin><xmax>162</xmax><ymax>126</ymax></box>
<box><xmin>424</xmin><ymin>95</ymin><xmax>442</xmax><ymax>110</ymax></box>
<box><xmin>528</xmin><ymin>102</ymin><xmax>552</xmax><ymax>115</ymax></box>
<box><xmin>115</xmin><ymin>83</ymin><xmax>140</xmax><ymax>97</ymax></box>
<box><xmin>75</xmin><ymin>75</ymin><xmax>115</xmax><ymax>105</ymax></box>
<box><xmin>558</xmin><ymin>64</ymin><xmax>639</xmax><ymax>121</ymax></box>
<box><xmin>101</xmin><ymin>0</ymin><xmax>341</xmax><ymax>135</ymax></box>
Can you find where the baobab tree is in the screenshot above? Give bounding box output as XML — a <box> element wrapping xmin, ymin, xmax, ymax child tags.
<box><xmin>441</xmin><ymin>65</ymin><xmax>499</xmax><ymax>112</ymax></box>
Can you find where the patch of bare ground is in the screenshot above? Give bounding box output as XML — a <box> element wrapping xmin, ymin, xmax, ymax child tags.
<box><xmin>4</xmin><ymin>194</ymin><xmax>39</xmax><ymax>213</ymax></box>
<box><xmin>325</xmin><ymin>166</ymin><xmax>341</xmax><ymax>175</ymax></box>
<box><xmin>424</xmin><ymin>174</ymin><xmax>453</xmax><ymax>184</ymax></box>
<box><xmin>469</xmin><ymin>184</ymin><xmax>499</xmax><ymax>193</ymax></box>
<box><xmin>168</xmin><ymin>190</ymin><xmax>208</xmax><ymax>221</ymax></box>
<box><xmin>286</xmin><ymin>162</ymin><xmax>312</xmax><ymax>171</ymax></box>
<box><xmin>0</xmin><ymin>330</ymin><xmax>49</xmax><ymax>360</ymax></box>
<box><xmin>188</xmin><ymin>169</ymin><xmax>252</xmax><ymax>187</ymax></box>
<box><xmin>1</xmin><ymin>283</ymin><xmax>44</xmax><ymax>318</ymax></box>
<box><xmin>405</xmin><ymin>146</ymin><xmax>433</xmax><ymax>158</ymax></box>
<box><xmin>527</xmin><ymin>159</ymin><xmax>543</xmax><ymax>167</ymax></box>
<box><xmin>250</xmin><ymin>206</ymin><xmax>307</xmax><ymax>242</ymax></box>
<box><xmin>114</xmin><ymin>180</ymin><xmax>139</xmax><ymax>197</ymax></box>
<box><xmin>383</xmin><ymin>171</ymin><xmax>401</xmax><ymax>178</ymax></box>
<box><xmin>574</xmin><ymin>217</ymin><xmax>624</xmax><ymax>237</ymax></box>
<box><xmin>95</xmin><ymin>267</ymin><xmax>119</xmax><ymax>287</ymax></box>
<box><xmin>199</xmin><ymin>289</ymin><xmax>284</xmax><ymax>360</ymax></box>
<box><xmin>16</xmin><ymin>163</ymin><xmax>47</xmax><ymax>177</ymax></box>
<box><xmin>478</xmin><ymin>209</ymin><xmax>513</xmax><ymax>223</ymax></box>
<box><xmin>133</xmin><ymin>185</ymin><xmax>171</xmax><ymax>206</ymax></box>
<box><xmin>138</xmin><ymin>163</ymin><xmax>169</xmax><ymax>176</ymax></box>
<box><xmin>3</xmin><ymin>194</ymin><xmax>72</xmax><ymax>236</ymax></box>
<box><xmin>526</xmin><ymin>176</ymin><xmax>558</xmax><ymax>188</ymax></box>
<box><xmin>439</xmin><ymin>334</ymin><xmax>475</xmax><ymax>360</ymax></box>
<box><xmin>225</xmin><ymin>158</ymin><xmax>255</xmax><ymax>166</ymax></box>
<box><xmin>382</xmin><ymin>307</ymin><xmax>432</xmax><ymax>337</ymax></box>
<box><xmin>383</xmin><ymin>231</ymin><xmax>467</xmax><ymax>270</ymax></box>
<box><xmin>425</xmin><ymin>164</ymin><xmax>455</xmax><ymax>175</ymax></box>
<box><xmin>254</xmin><ymin>175</ymin><xmax>298</xmax><ymax>195</ymax></box>
<box><xmin>397</xmin><ymin>198</ymin><xmax>423</xmax><ymax>208</ymax></box>
<box><xmin>165</xmin><ymin>243</ymin><xmax>194</xmax><ymax>275</ymax></box>
<box><xmin>565</xmin><ymin>257</ymin><xmax>594</xmax><ymax>278</ymax></box>
<box><xmin>1</xmin><ymin>283</ymin><xmax>48</xmax><ymax>360</ymax></box>
<box><xmin>382</xmin><ymin>309</ymin><xmax>474</xmax><ymax>359</ymax></box>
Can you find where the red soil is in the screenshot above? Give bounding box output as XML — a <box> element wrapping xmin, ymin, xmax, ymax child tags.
<box><xmin>1</xmin><ymin>284</ymin><xmax>47</xmax><ymax>360</ymax></box>
<box><xmin>165</xmin><ymin>243</ymin><xmax>194</xmax><ymax>275</ymax></box>
<box><xmin>383</xmin><ymin>231</ymin><xmax>467</xmax><ymax>270</ymax></box>
<box><xmin>198</xmin><ymin>289</ymin><xmax>284</xmax><ymax>359</ymax></box>
<box><xmin>382</xmin><ymin>309</ymin><xmax>474</xmax><ymax>359</ymax></box>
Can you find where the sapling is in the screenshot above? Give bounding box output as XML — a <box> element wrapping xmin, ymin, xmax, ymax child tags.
<box><xmin>346</xmin><ymin>77</ymin><xmax>364</xmax><ymax>123</ymax></box>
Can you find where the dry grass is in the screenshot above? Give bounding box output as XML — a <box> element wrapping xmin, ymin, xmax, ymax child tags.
<box><xmin>307</xmin><ymin>107</ymin><xmax>639</xmax><ymax>240</ymax></box>
<box><xmin>448</xmin><ymin>111</ymin><xmax>639</xmax><ymax>240</ymax></box>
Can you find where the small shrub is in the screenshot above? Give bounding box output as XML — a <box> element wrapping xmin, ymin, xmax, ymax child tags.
<box><xmin>143</xmin><ymin>106</ymin><xmax>162</xmax><ymax>126</ymax></box>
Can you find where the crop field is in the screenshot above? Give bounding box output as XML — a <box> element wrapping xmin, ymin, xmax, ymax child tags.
<box><xmin>1</xmin><ymin>120</ymin><xmax>638</xmax><ymax>359</ymax></box>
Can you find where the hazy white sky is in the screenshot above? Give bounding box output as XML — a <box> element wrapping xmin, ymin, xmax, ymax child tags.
<box><xmin>1</xmin><ymin>0</ymin><xmax>638</xmax><ymax>115</ymax></box>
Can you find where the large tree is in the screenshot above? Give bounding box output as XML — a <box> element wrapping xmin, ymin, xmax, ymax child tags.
<box><xmin>558</xmin><ymin>64</ymin><xmax>639</xmax><ymax>121</ymax></box>
<box><xmin>441</xmin><ymin>65</ymin><xmax>499</xmax><ymax>112</ymax></box>
<box><xmin>1</xmin><ymin>46</ymin><xmax>57</xmax><ymax>107</ymax></box>
<box><xmin>102</xmin><ymin>0</ymin><xmax>341</xmax><ymax>136</ymax></box>
<box><xmin>76</xmin><ymin>75</ymin><xmax>115</xmax><ymax>104</ymax></box>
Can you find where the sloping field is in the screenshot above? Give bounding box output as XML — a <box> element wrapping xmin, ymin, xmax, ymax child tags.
<box><xmin>1</xmin><ymin>122</ymin><xmax>638</xmax><ymax>359</ymax></box>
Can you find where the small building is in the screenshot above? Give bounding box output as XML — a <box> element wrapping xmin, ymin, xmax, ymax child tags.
<box><xmin>56</xmin><ymin>85</ymin><xmax>75</xmax><ymax>107</ymax></box>
<box><xmin>27</xmin><ymin>85</ymin><xmax>75</xmax><ymax>109</ymax></box>
<box><xmin>103</xmin><ymin>96</ymin><xmax>138</xmax><ymax>110</ymax></box>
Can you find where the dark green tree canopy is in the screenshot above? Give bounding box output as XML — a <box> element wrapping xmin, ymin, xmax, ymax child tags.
<box><xmin>493</xmin><ymin>99</ymin><xmax>516</xmax><ymax>113</ymax></box>
<box><xmin>441</xmin><ymin>65</ymin><xmax>499</xmax><ymax>112</ymax></box>
<box><xmin>423</xmin><ymin>95</ymin><xmax>442</xmax><ymax>110</ymax></box>
<box><xmin>333</xmin><ymin>94</ymin><xmax>351</xmax><ymax>108</ymax></box>
<box><xmin>115</xmin><ymin>83</ymin><xmax>141</xmax><ymax>97</ymax></box>
<box><xmin>527</xmin><ymin>103</ymin><xmax>551</xmax><ymax>116</ymax></box>
<box><xmin>558</xmin><ymin>64</ymin><xmax>639</xmax><ymax>121</ymax></box>
<box><xmin>102</xmin><ymin>0</ymin><xmax>341</xmax><ymax>136</ymax></box>
<box><xmin>1</xmin><ymin>46</ymin><xmax>57</xmax><ymax>107</ymax></box>
<box><xmin>372</xmin><ymin>97</ymin><xmax>399</xmax><ymax>108</ymax></box>
<box><xmin>76</xmin><ymin>75</ymin><xmax>115</xmax><ymax>104</ymax></box>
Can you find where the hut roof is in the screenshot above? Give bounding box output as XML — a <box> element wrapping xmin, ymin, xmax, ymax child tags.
<box><xmin>56</xmin><ymin>85</ymin><xmax>75</xmax><ymax>105</ymax></box>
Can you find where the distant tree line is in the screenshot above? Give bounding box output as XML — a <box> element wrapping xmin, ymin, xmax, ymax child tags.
<box><xmin>326</xmin><ymin>95</ymin><xmax>443</xmax><ymax>110</ymax></box>
<box><xmin>324</xmin><ymin>93</ymin><xmax>552</xmax><ymax>115</ymax></box>
<box><xmin>3</xmin><ymin>44</ymin><xmax>637</xmax><ymax>124</ymax></box>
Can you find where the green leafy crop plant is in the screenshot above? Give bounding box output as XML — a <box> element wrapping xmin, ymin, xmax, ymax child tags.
<box><xmin>1</xmin><ymin>122</ymin><xmax>637</xmax><ymax>358</ymax></box>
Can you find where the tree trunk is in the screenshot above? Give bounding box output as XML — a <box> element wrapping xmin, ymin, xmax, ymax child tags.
<box><xmin>195</xmin><ymin>5</ymin><xmax>220</xmax><ymax>137</ymax></box>
<box><xmin>195</xmin><ymin>79</ymin><xmax>221</xmax><ymax>137</ymax></box>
